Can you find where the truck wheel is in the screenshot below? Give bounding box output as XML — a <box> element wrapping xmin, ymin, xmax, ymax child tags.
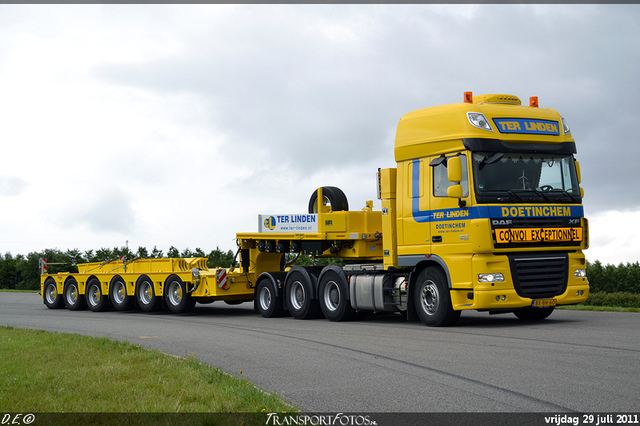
<box><xmin>286</xmin><ymin>271</ymin><xmax>321</xmax><ymax>319</ymax></box>
<box><xmin>136</xmin><ymin>276</ymin><xmax>159</xmax><ymax>312</ymax></box>
<box><xmin>86</xmin><ymin>278</ymin><xmax>109</xmax><ymax>312</ymax></box>
<box><xmin>256</xmin><ymin>278</ymin><xmax>284</xmax><ymax>318</ymax></box>
<box><xmin>514</xmin><ymin>307</ymin><xmax>555</xmax><ymax>321</ymax></box>
<box><xmin>43</xmin><ymin>278</ymin><xmax>64</xmax><ymax>309</ymax></box>
<box><xmin>414</xmin><ymin>268</ymin><xmax>460</xmax><ymax>327</ymax></box>
<box><xmin>319</xmin><ymin>270</ymin><xmax>355</xmax><ymax>321</ymax></box>
<box><xmin>64</xmin><ymin>278</ymin><xmax>86</xmax><ymax>311</ymax></box>
<box><xmin>110</xmin><ymin>276</ymin><xmax>134</xmax><ymax>311</ymax></box>
<box><xmin>308</xmin><ymin>186</ymin><xmax>349</xmax><ymax>213</ymax></box>
<box><xmin>164</xmin><ymin>275</ymin><xmax>196</xmax><ymax>314</ymax></box>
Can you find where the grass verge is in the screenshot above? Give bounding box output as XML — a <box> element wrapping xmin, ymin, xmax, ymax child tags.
<box><xmin>557</xmin><ymin>305</ymin><xmax>640</xmax><ymax>313</ymax></box>
<box><xmin>0</xmin><ymin>326</ymin><xmax>297</xmax><ymax>413</ymax></box>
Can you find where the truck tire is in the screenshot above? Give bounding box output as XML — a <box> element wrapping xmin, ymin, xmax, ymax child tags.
<box><xmin>43</xmin><ymin>278</ymin><xmax>64</xmax><ymax>309</ymax></box>
<box><xmin>164</xmin><ymin>275</ymin><xmax>196</xmax><ymax>314</ymax></box>
<box><xmin>110</xmin><ymin>276</ymin><xmax>134</xmax><ymax>311</ymax></box>
<box><xmin>514</xmin><ymin>307</ymin><xmax>555</xmax><ymax>321</ymax></box>
<box><xmin>256</xmin><ymin>278</ymin><xmax>285</xmax><ymax>318</ymax></box>
<box><xmin>136</xmin><ymin>275</ymin><xmax>159</xmax><ymax>312</ymax></box>
<box><xmin>318</xmin><ymin>269</ymin><xmax>355</xmax><ymax>321</ymax></box>
<box><xmin>414</xmin><ymin>268</ymin><xmax>460</xmax><ymax>327</ymax></box>
<box><xmin>286</xmin><ymin>270</ymin><xmax>321</xmax><ymax>319</ymax></box>
<box><xmin>86</xmin><ymin>278</ymin><xmax>109</xmax><ymax>312</ymax></box>
<box><xmin>308</xmin><ymin>186</ymin><xmax>349</xmax><ymax>213</ymax></box>
<box><xmin>64</xmin><ymin>278</ymin><xmax>86</xmax><ymax>311</ymax></box>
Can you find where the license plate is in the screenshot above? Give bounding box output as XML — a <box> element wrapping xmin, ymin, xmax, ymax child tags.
<box><xmin>532</xmin><ymin>299</ymin><xmax>557</xmax><ymax>307</ymax></box>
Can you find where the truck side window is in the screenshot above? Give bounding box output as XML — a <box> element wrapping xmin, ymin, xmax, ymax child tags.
<box><xmin>433</xmin><ymin>154</ymin><xmax>468</xmax><ymax>197</ymax></box>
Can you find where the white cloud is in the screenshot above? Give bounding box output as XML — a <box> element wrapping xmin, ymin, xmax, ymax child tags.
<box><xmin>587</xmin><ymin>209</ymin><xmax>640</xmax><ymax>266</ymax></box>
<box><xmin>0</xmin><ymin>4</ymin><xmax>638</xmax><ymax>267</ymax></box>
<box><xmin>0</xmin><ymin>177</ymin><xmax>27</xmax><ymax>197</ymax></box>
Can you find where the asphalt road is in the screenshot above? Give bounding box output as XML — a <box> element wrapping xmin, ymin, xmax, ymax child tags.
<box><xmin>2</xmin><ymin>292</ymin><xmax>639</xmax><ymax>413</ymax></box>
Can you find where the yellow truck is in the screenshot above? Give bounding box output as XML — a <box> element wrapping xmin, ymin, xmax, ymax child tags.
<box><xmin>41</xmin><ymin>92</ymin><xmax>589</xmax><ymax>326</ymax></box>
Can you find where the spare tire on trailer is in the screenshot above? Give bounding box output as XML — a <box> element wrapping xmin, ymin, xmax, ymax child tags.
<box><xmin>308</xmin><ymin>186</ymin><xmax>349</xmax><ymax>213</ymax></box>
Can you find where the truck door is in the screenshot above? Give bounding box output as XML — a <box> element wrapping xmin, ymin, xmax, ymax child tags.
<box><xmin>401</xmin><ymin>158</ymin><xmax>431</xmax><ymax>250</ymax></box>
<box><xmin>428</xmin><ymin>153</ymin><xmax>470</xmax><ymax>249</ymax></box>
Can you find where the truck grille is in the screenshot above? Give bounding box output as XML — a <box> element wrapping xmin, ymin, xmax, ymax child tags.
<box><xmin>508</xmin><ymin>253</ymin><xmax>568</xmax><ymax>299</ymax></box>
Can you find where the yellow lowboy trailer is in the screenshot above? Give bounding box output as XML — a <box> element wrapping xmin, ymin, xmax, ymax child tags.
<box><xmin>41</xmin><ymin>92</ymin><xmax>590</xmax><ymax>326</ymax></box>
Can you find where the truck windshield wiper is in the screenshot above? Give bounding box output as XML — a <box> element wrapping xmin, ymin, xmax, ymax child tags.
<box><xmin>506</xmin><ymin>190</ymin><xmax>526</xmax><ymax>202</ymax></box>
<box><xmin>548</xmin><ymin>189</ymin><xmax>579</xmax><ymax>203</ymax></box>
<box><xmin>529</xmin><ymin>189</ymin><xmax>553</xmax><ymax>202</ymax></box>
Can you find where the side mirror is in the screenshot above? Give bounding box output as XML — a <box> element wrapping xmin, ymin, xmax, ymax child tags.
<box><xmin>447</xmin><ymin>156</ymin><xmax>465</xmax><ymax>206</ymax></box>
<box><xmin>447</xmin><ymin>185</ymin><xmax>463</xmax><ymax>199</ymax></box>
<box><xmin>447</xmin><ymin>156</ymin><xmax>462</xmax><ymax>183</ymax></box>
<box><xmin>575</xmin><ymin>160</ymin><xmax>584</xmax><ymax>197</ymax></box>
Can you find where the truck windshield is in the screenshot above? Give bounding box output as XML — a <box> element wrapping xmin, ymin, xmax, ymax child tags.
<box><xmin>472</xmin><ymin>152</ymin><xmax>581</xmax><ymax>203</ymax></box>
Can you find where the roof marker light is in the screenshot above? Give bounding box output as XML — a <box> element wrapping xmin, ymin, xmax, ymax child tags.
<box><xmin>529</xmin><ymin>96</ymin><xmax>539</xmax><ymax>108</ymax></box>
<box><xmin>464</xmin><ymin>91</ymin><xmax>473</xmax><ymax>103</ymax></box>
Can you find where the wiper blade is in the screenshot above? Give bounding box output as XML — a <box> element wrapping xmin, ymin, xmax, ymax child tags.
<box><xmin>507</xmin><ymin>190</ymin><xmax>526</xmax><ymax>202</ymax></box>
<box><xmin>529</xmin><ymin>189</ymin><xmax>553</xmax><ymax>202</ymax></box>
<box><xmin>548</xmin><ymin>189</ymin><xmax>579</xmax><ymax>203</ymax></box>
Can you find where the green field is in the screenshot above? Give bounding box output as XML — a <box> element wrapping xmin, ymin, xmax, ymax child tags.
<box><xmin>0</xmin><ymin>326</ymin><xmax>296</xmax><ymax>414</ymax></box>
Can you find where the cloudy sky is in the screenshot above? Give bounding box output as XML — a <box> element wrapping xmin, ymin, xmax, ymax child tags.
<box><xmin>1</xmin><ymin>4</ymin><xmax>638</xmax><ymax>265</ymax></box>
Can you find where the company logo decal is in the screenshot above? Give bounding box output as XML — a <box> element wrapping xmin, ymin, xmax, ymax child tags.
<box><xmin>259</xmin><ymin>214</ymin><xmax>318</xmax><ymax>233</ymax></box>
<box><xmin>264</xmin><ymin>216</ymin><xmax>277</xmax><ymax>230</ymax></box>
<box><xmin>494</xmin><ymin>118</ymin><xmax>560</xmax><ymax>135</ymax></box>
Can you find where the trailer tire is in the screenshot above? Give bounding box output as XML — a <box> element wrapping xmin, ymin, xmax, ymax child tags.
<box><xmin>86</xmin><ymin>278</ymin><xmax>109</xmax><ymax>312</ymax></box>
<box><xmin>136</xmin><ymin>276</ymin><xmax>159</xmax><ymax>312</ymax></box>
<box><xmin>414</xmin><ymin>267</ymin><xmax>460</xmax><ymax>327</ymax></box>
<box><xmin>64</xmin><ymin>278</ymin><xmax>86</xmax><ymax>311</ymax></box>
<box><xmin>286</xmin><ymin>270</ymin><xmax>321</xmax><ymax>319</ymax></box>
<box><xmin>110</xmin><ymin>276</ymin><xmax>134</xmax><ymax>311</ymax></box>
<box><xmin>514</xmin><ymin>307</ymin><xmax>555</xmax><ymax>321</ymax></box>
<box><xmin>318</xmin><ymin>269</ymin><xmax>355</xmax><ymax>321</ymax></box>
<box><xmin>256</xmin><ymin>278</ymin><xmax>285</xmax><ymax>318</ymax></box>
<box><xmin>164</xmin><ymin>275</ymin><xmax>196</xmax><ymax>314</ymax></box>
<box><xmin>308</xmin><ymin>186</ymin><xmax>349</xmax><ymax>213</ymax></box>
<box><xmin>43</xmin><ymin>278</ymin><xmax>64</xmax><ymax>309</ymax></box>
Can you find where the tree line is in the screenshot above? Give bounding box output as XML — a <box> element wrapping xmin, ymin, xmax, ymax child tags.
<box><xmin>586</xmin><ymin>260</ymin><xmax>640</xmax><ymax>294</ymax></box>
<box><xmin>0</xmin><ymin>246</ymin><xmax>235</xmax><ymax>291</ymax></box>
<box><xmin>0</xmin><ymin>247</ymin><xmax>638</xmax><ymax>296</ymax></box>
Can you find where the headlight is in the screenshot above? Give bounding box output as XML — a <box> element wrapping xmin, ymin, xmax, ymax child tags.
<box><xmin>574</xmin><ymin>269</ymin><xmax>587</xmax><ymax>278</ymax></box>
<box><xmin>478</xmin><ymin>273</ymin><xmax>505</xmax><ymax>283</ymax></box>
<box><xmin>467</xmin><ymin>112</ymin><xmax>494</xmax><ymax>132</ymax></box>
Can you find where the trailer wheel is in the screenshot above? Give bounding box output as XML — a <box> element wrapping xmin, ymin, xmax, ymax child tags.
<box><xmin>256</xmin><ymin>278</ymin><xmax>284</xmax><ymax>318</ymax></box>
<box><xmin>319</xmin><ymin>270</ymin><xmax>355</xmax><ymax>321</ymax></box>
<box><xmin>286</xmin><ymin>271</ymin><xmax>320</xmax><ymax>319</ymax></box>
<box><xmin>43</xmin><ymin>278</ymin><xmax>64</xmax><ymax>309</ymax></box>
<box><xmin>64</xmin><ymin>278</ymin><xmax>86</xmax><ymax>311</ymax></box>
<box><xmin>110</xmin><ymin>276</ymin><xmax>134</xmax><ymax>311</ymax></box>
<box><xmin>308</xmin><ymin>186</ymin><xmax>349</xmax><ymax>213</ymax></box>
<box><xmin>514</xmin><ymin>307</ymin><xmax>555</xmax><ymax>321</ymax></box>
<box><xmin>414</xmin><ymin>268</ymin><xmax>460</xmax><ymax>327</ymax></box>
<box><xmin>164</xmin><ymin>275</ymin><xmax>196</xmax><ymax>314</ymax></box>
<box><xmin>136</xmin><ymin>276</ymin><xmax>159</xmax><ymax>312</ymax></box>
<box><xmin>86</xmin><ymin>278</ymin><xmax>109</xmax><ymax>312</ymax></box>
